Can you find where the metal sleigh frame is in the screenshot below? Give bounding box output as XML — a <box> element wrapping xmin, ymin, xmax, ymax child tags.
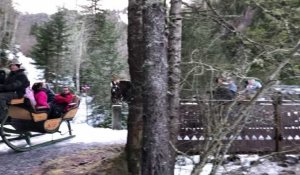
<box><xmin>0</xmin><ymin>97</ymin><xmax>80</xmax><ymax>152</ymax></box>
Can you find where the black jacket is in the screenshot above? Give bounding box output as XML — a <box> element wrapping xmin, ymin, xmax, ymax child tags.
<box><xmin>0</xmin><ymin>69</ymin><xmax>6</xmax><ymax>84</ymax></box>
<box><xmin>0</xmin><ymin>69</ymin><xmax>30</xmax><ymax>98</ymax></box>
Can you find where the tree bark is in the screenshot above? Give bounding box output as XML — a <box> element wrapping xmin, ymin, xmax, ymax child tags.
<box><xmin>0</xmin><ymin>0</ymin><xmax>15</xmax><ymax>52</ymax></box>
<box><xmin>167</xmin><ymin>0</ymin><xmax>182</xmax><ymax>173</ymax></box>
<box><xmin>142</xmin><ymin>0</ymin><xmax>171</xmax><ymax>174</ymax></box>
<box><xmin>126</xmin><ymin>0</ymin><xmax>144</xmax><ymax>174</ymax></box>
<box><xmin>75</xmin><ymin>21</ymin><xmax>86</xmax><ymax>92</ymax></box>
<box><xmin>9</xmin><ymin>13</ymin><xmax>19</xmax><ymax>52</ymax></box>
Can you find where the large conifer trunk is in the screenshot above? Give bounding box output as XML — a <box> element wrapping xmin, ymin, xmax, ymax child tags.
<box><xmin>142</xmin><ymin>0</ymin><xmax>171</xmax><ymax>174</ymax></box>
<box><xmin>168</xmin><ymin>0</ymin><xmax>182</xmax><ymax>173</ymax></box>
<box><xmin>126</xmin><ymin>0</ymin><xmax>144</xmax><ymax>174</ymax></box>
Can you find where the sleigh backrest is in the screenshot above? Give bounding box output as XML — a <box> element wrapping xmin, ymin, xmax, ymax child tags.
<box><xmin>62</xmin><ymin>95</ymin><xmax>80</xmax><ymax>120</ymax></box>
<box><xmin>8</xmin><ymin>98</ymin><xmax>48</xmax><ymax>122</ymax></box>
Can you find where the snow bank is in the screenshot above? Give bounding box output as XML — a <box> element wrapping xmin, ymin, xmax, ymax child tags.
<box><xmin>17</xmin><ymin>52</ymin><xmax>44</xmax><ymax>83</ymax></box>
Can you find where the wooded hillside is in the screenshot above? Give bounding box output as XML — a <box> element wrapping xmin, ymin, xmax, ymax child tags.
<box><xmin>15</xmin><ymin>13</ymin><xmax>49</xmax><ymax>55</ymax></box>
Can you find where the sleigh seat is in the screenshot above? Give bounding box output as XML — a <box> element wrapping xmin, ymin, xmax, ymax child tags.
<box><xmin>8</xmin><ymin>98</ymin><xmax>60</xmax><ymax>133</ymax></box>
<box><xmin>0</xmin><ymin>96</ymin><xmax>80</xmax><ymax>152</ymax></box>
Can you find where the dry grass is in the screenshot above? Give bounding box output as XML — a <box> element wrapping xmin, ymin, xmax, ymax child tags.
<box><xmin>32</xmin><ymin>144</ymin><xmax>128</xmax><ymax>175</ymax></box>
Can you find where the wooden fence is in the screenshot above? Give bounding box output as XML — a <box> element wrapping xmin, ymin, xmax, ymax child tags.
<box><xmin>177</xmin><ymin>100</ymin><xmax>300</xmax><ymax>154</ymax></box>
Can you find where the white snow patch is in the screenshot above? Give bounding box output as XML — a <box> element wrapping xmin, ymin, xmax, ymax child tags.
<box><xmin>17</xmin><ymin>52</ymin><xmax>44</xmax><ymax>83</ymax></box>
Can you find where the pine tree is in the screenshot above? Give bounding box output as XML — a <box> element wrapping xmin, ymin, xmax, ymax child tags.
<box><xmin>79</xmin><ymin>2</ymin><xmax>126</xmax><ymax>126</ymax></box>
<box><xmin>30</xmin><ymin>9</ymin><xmax>71</xmax><ymax>90</ymax></box>
<box><xmin>180</xmin><ymin>0</ymin><xmax>300</xmax><ymax>98</ymax></box>
<box><xmin>30</xmin><ymin>22</ymin><xmax>55</xmax><ymax>81</ymax></box>
<box><xmin>49</xmin><ymin>9</ymin><xmax>71</xmax><ymax>89</ymax></box>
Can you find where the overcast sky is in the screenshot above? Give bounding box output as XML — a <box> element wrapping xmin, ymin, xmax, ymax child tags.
<box><xmin>13</xmin><ymin>0</ymin><xmax>127</xmax><ymax>14</ymax></box>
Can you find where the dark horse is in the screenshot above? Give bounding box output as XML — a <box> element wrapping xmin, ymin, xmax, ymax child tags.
<box><xmin>111</xmin><ymin>80</ymin><xmax>132</xmax><ymax>104</ymax></box>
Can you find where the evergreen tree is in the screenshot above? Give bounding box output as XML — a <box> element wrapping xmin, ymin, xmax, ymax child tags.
<box><xmin>30</xmin><ymin>9</ymin><xmax>71</xmax><ymax>90</ymax></box>
<box><xmin>30</xmin><ymin>22</ymin><xmax>55</xmax><ymax>81</ymax></box>
<box><xmin>50</xmin><ymin>9</ymin><xmax>71</xmax><ymax>88</ymax></box>
<box><xmin>181</xmin><ymin>0</ymin><xmax>300</xmax><ymax>99</ymax></box>
<box><xmin>80</xmin><ymin>2</ymin><xmax>126</xmax><ymax>126</ymax></box>
<box><xmin>245</xmin><ymin>0</ymin><xmax>300</xmax><ymax>84</ymax></box>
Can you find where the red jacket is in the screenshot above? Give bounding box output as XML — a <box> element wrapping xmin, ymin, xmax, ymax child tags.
<box><xmin>34</xmin><ymin>90</ymin><xmax>49</xmax><ymax>108</ymax></box>
<box><xmin>54</xmin><ymin>92</ymin><xmax>74</xmax><ymax>111</ymax></box>
<box><xmin>54</xmin><ymin>93</ymin><xmax>73</xmax><ymax>105</ymax></box>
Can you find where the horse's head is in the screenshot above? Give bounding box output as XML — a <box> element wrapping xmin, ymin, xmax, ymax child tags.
<box><xmin>111</xmin><ymin>80</ymin><xmax>132</xmax><ymax>104</ymax></box>
<box><xmin>111</xmin><ymin>81</ymin><xmax>122</xmax><ymax>104</ymax></box>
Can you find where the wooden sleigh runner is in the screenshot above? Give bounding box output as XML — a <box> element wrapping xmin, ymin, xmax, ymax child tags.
<box><xmin>0</xmin><ymin>96</ymin><xmax>80</xmax><ymax>152</ymax></box>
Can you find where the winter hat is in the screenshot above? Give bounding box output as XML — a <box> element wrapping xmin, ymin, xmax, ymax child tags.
<box><xmin>112</xmin><ymin>74</ymin><xmax>119</xmax><ymax>81</ymax></box>
<box><xmin>9</xmin><ymin>58</ymin><xmax>21</xmax><ymax>67</ymax></box>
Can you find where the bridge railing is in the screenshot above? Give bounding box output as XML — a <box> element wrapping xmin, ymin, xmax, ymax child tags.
<box><xmin>177</xmin><ymin>99</ymin><xmax>300</xmax><ymax>154</ymax></box>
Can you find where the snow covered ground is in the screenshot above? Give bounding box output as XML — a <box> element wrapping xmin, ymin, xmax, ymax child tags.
<box><xmin>175</xmin><ymin>154</ymin><xmax>300</xmax><ymax>175</ymax></box>
<box><xmin>63</xmin><ymin>95</ymin><xmax>128</xmax><ymax>145</ymax></box>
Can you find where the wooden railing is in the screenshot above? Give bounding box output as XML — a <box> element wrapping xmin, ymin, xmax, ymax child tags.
<box><xmin>177</xmin><ymin>99</ymin><xmax>300</xmax><ymax>154</ymax></box>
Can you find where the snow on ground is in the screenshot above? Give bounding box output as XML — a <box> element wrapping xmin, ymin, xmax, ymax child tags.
<box><xmin>17</xmin><ymin>52</ymin><xmax>44</xmax><ymax>83</ymax></box>
<box><xmin>175</xmin><ymin>154</ymin><xmax>300</xmax><ymax>175</ymax></box>
<box><xmin>63</xmin><ymin>95</ymin><xmax>127</xmax><ymax>145</ymax></box>
<box><xmin>67</xmin><ymin>123</ymin><xmax>127</xmax><ymax>144</ymax></box>
<box><xmin>72</xmin><ymin>95</ymin><xmax>92</xmax><ymax>124</ymax></box>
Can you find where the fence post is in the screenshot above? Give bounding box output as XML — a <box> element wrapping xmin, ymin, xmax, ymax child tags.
<box><xmin>273</xmin><ymin>93</ymin><xmax>282</xmax><ymax>152</ymax></box>
<box><xmin>112</xmin><ymin>104</ymin><xmax>122</xmax><ymax>130</ymax></box>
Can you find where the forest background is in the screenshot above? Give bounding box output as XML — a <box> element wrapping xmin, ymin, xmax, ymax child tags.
<box><xmin>1</xmin><ymin>0</ymin><xmax>299</xmax><ymax>127</ymax></box>
<box><xmin>1</xmin><ymin>0</ymin><xmax>300</xmax><ymax>174</ymax></box>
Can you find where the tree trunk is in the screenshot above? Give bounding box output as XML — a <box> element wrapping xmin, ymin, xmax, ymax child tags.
<box><xmin>142</xmin><ymin>0</ymin><xmax>171</xmax><ymax>174</ymax></box>
<box><xmin>0</xmin><ymin>0</ymin><xmax>15</xmax><ymax>51</ymax></box>
<box><xmin>9</xmin><ymin>13</ymin><xmax>19</xmax><ymax>52</ymax></box>
<box><xmin>167</xmin><ymin>0</ymin><xmax>182</xmax><ymax>173</ymax></box>
<box><xmin>126</xmin><ymin>0</ymin><xmax>144</xmax><ymax>174</ymax></box>
<box><xmin>75</xmin><ymin>21</ymin><xmax>86</xmax><ymax>92</ymax></box>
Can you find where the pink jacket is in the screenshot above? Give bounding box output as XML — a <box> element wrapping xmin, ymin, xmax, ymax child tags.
<box><xmin>34</xmin><ymin>90</ymin><xmax>49</xmax><ymax>108</ymax></box>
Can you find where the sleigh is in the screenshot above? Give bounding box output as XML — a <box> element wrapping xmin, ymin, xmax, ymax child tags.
<box><xmin>0</xmin><ymin>96</ymin><xmax>80</xmax><ymax>152</ymax></box>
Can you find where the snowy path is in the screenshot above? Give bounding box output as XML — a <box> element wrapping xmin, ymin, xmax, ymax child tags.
<box><xmin>0</xmin><ymin>123</ymin><xmax>127</xmax><ymax>175</ymax></box>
